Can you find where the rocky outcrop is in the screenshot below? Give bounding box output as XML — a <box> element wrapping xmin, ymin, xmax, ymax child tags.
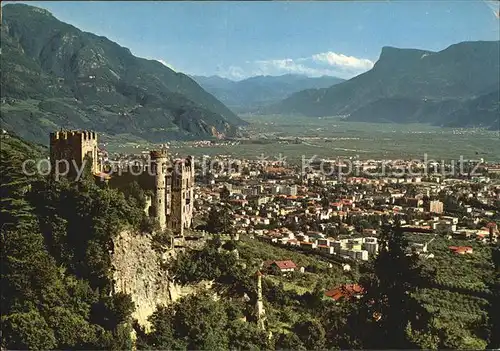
<box><xmin>111</xmin><ymin>230</ymin><xmax>171</xmax><ymax>329</ymax></box>
<box><xmin>111</xmin><ymin>230</ymin><xmax>214</xmax><ymax>331</ymax></box>
<box><xmin>112</xmin><ymin>230</ymin><xmax>201</xmax><ymax>329</ymax></box>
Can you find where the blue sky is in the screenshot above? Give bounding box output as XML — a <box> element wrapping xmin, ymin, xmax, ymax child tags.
<box><xmin>5</xmin><ymin>1</ymin><xmax>500</xmax><ymax>80</ymax></box>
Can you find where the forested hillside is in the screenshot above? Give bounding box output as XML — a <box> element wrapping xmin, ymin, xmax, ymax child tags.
<box><xmin>1</xmin><ymin>133</ymin><xmax>152</xmax><ymax>349</ymax></box>
<box><xmin>0</xmin><ymin>4</ymin><xmax>246</xmax><ymax>144</ymax></box>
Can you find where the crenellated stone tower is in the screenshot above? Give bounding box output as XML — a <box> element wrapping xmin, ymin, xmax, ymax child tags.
<box><xmin>48</xmin><ymin>130</ymin><xmax>195</xmax><ymax>236</ymax></box>
<box><xmin>168</xmin><ymin>156</ymin><xmax>194</xmax><ymax>236</ymax></box>
<box><xmin>150</xmin><ymin>150</ymin><xmax>168</xmax><ymax>231</ymax></box>
<box><xmin>49</xmin><ymin>130</ymin><xmax>99</xmax><ymax>178</ymax></box>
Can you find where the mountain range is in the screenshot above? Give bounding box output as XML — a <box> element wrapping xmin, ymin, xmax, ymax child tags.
<box><xmin>267</xmin><ymin>41</ymin><xmax>499</xmax><ymax>129</ymax></box>
<box><xmin>0</xmin><ymin>4</ymin><xmax>246</xmax><ymax>145</ymax></box>
<box><xmin>1</xmin><ymin>4</ymin><xmax>498</xmax><ymax>144</ymax></box>
<box><xmin>191</xmin><ymin>74</ymin><xmax>344</xmax><ymax>112</ymax></box>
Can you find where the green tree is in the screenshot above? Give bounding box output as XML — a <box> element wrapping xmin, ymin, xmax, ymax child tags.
<box><xmin>292</xmin><ymin>318</ymin><xmax>326</xmax><ymax>350</ymax></box>
<box><xmin>2</xmin><ymin>310</ymin><xmax>57</xmax><ymax>350</ymax></box>
<box><xmin>151</xmin><ymin>228</ymin><xmax>173</xmax><ymax>252</ymax></box>
<box><xmin>227</xmin><ymin>319</ymin><xmax>272</xmax><ymax>350</ymax></box>
<box><xmin>222</xmin><ymin>239</ymin><xmax>237</xmax><ymax>252</ymax></box>
<box><xmin>1</xmin><ymin>139</ymin><xmax>143</xmax><ymax>350</ymax></box>
<box><xmin>167</xmin><ymin>242</ymin><xmax>243</xmax><ymax>288</ymax></box>
<box><xmin>263</xmin><ymin>280</ymin><xmax>290</xmax><ymax>306</ymax></box>
<box><xmin>207</xmin><ymin>205</ymin><xmax>233</xmax><ymax>234</ymax></box>
<box><xmin>321</xmin><ymin>301</ymin><xmax>363</xmax><ymax>349</ymax></box>
<box><xmin>45</xmin><ymin>306</ymin><xmax>99</xmax><ymax>349</ymax></box>
<box><xmin>275</xmin><ymin>332</ymin><xmax>306</xmax><ymax>351</ymax></box>
<box><xmin>0</xmin><ymin>149</ymin><xmax>35</xmax><ymax>230</ymax></box>
<box><xmin>123</xmin><ymin>181</ymin><xmax>147</xmax><ymax>209</ymax></box>
<box><xmin>142</xmin><ymin>293</ymin><xmax>229</xmax><ymax>350</ymax></box>
<box><xmin>301</xmin><ymin>282</ymin><xmax>325</xmax><ymax>312</ymax></box>
<box><xmin>137</xmin><ymin>306</ymin><xmax>179</xmax><ymax>350</ymax></box>
<box><xmin>356</xmin><ymin>224</ymin><xmax>437</xmax><ymax>349</ymax></box>
<box><xmin>487</xmin><ymin>246</ymin><xmax>500</xmax><ymax>349</ymax></box>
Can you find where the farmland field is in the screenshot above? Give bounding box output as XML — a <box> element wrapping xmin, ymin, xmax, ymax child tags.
<box><xmin>108</xmin><ymin>115</ymin><xmax>500</xmax><ymax>163</ymax></box>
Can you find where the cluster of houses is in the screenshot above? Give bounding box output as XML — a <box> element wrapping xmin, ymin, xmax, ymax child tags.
<box><xmin>325</xmin><ymin>284</ymin><xmax>364</xmax><ymax>301</ymax></box>
<box><xmin>189</xmin><ymin>155</ymin><xmax>498</xmax><ymax>262</ymax></box>
<box><xmin>260</xmin><ymin>260</ymin><xmax>363</xmax><ymax>303</ymax></box>
<box><xmin>262</xmin><ymin>260</ymin><xmax>300</xmax><ymax>273</ymax></box>
<box><xmin>258</xmin><ymin>234</ymin><xmax>378</xmax><ymax>262</ymax></box>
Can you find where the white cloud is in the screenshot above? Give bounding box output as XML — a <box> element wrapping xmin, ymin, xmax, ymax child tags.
<box><xmin>252</xmin><ymin>58</ymin><xmax>338</xmax><ymax>77</ymax></box>
<box><xmin>219</xmin><ymin>51</ymin><xmax>374</xmax><ymax>80</ymax></box>
<box><xmin>311</xmin><ymin>52</ymin><xmax>374</xmax><ymax>71</ymax></box>
<box><xmin>156</xmin><ymin>59</ymin><xmax>176</xmax><ymax>72</ymax></box>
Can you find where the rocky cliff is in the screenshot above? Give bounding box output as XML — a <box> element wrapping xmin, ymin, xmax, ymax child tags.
<box><xmin>111</xmin><ymin>230</ymin><xmax>210</xmax><ymax>330</ymax></box>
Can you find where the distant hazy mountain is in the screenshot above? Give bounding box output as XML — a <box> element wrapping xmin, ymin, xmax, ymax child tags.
<box><xmin>268</xmin><ymin>41</ymin><xmax>499</xmax><ymax>129</ymax></box>
<box><xmin>0</xmin><ymin>4</ymin><xmax>246</xmax><ymax>144</ymax></box>
<box><xmin>191</xmin><ymin>74</ymin><xmax>344</xmax><ymax>111</ymax></box>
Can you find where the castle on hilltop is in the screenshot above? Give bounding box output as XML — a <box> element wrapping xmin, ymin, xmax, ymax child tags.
<box><xmin>49</xmin><ymin>130</ymin><xmax>195</xmax><ymax>236</ymax></box>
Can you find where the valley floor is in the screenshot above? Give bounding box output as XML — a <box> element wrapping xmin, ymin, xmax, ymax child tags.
<box><xmin>108</xmin><ymin>115</ymin><xmax>500</xmax><ymax>163</ymax></box>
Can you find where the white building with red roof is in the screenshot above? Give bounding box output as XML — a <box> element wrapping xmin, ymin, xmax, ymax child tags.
<box><xmin>264</xmin><ymin>260</ymin><xmax>297</xmax><ymax>273</ymax></box>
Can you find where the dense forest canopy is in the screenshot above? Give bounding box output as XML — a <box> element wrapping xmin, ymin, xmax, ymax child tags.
<box><xmin>1</xmin><ymin>134</ymin><xmax>148</xmax><ymax>349</ymax></box>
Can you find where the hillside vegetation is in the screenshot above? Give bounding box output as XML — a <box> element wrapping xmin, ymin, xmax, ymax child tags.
<box><xmin>0</xmin><ymin>132</ymin><xmax>158</xmax><ymax>349</ymax></box>
<box><xmin>0</xmin><ymin>4</ymin><xmax>246</xmax><ymax>145</ymax></box>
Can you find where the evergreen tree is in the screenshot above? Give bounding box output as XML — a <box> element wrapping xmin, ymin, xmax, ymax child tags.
<box><xmin>292</xmin><ymin>318</ymin><xmax>326</xmax><ymax>350</ymax></box>
<box><xmin>2</xmin><ymin>310</ymin><xmax>57</xmax><ymax>350</ymax></box>
<box><xmin>1</xmin><ymin>141</ymin><xmax>143</xmax><ymax>349</ymax></box>
<box><xmin>356</xmin><ymin>223</ymin><xmax>437</xmax><ymax>349</ymax></box>
<box><xmin>1</xmin><ymin>148</ymin><xmax>107</xmax><ymax>349</ymax></box>
<box><xmin>139</xmin><ymin>293</ymin><xmax>229</xmax><ymax>350</ymax></box>
<box><xmin>0</xmin><ymin>149</ymin><xmax>35</xmax><ymax>229</ymax></box>
<box><xmin>487</xmin><ymin>246</ymin><xmax>500</xmax><ymax>348</ymax></box>
<box><xmin>275</xmin><ymin>332</ymin><xmax>306</xmax><ymax>351</ymax></box>
<box><xmin>207</xmin><ymin>204</ymin><xmax>234</xmax><ymax>234</ymax></box>
<box><xmin>321</xmin><ymin>301</ymin><xmax>363</xmax><ymax>349</ymax></box>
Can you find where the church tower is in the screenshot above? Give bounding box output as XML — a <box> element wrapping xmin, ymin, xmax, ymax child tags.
<box><xmin>255</xmin><ymin>270</ymin><xmax>266</xmax><ymax>330</ymax></box>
